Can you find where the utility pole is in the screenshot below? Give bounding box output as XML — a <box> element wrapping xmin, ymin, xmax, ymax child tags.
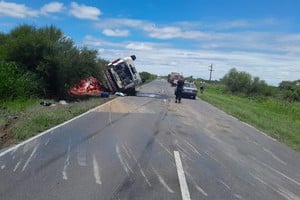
<box><xmin>208</xmin><ymin>64</ymin><xmax>214</xmax><ymax>81</ymax></box>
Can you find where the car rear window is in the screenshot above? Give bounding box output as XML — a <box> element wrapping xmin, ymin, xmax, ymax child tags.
<box><xmin>184</xmin><ymin>83</ymin><xmax>196</xmax><ymax>88</ymax></box>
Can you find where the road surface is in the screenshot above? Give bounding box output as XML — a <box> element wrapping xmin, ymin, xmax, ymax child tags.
<box><xmin>0</xmin><ymin>79</ymin><xmax>299</xmax><ymax>200</ymax></box>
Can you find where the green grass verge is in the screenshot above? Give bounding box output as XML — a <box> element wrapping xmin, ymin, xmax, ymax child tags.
<box><xmin>198</xmin><ymin>84</ymin><xmax>300</xmax><ymax>151</ymax></box>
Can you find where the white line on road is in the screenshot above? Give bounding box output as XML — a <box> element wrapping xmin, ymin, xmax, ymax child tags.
<box><xmin>174</xmin><ymin>151</ymin><xmax>191</xmax><ymax>200</ymax></box>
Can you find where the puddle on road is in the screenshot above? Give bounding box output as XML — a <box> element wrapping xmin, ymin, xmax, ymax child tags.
<box><xmin>136</xmin><ymin>92</ymin><xmax>169</xmax><ymax>99</ymax></box>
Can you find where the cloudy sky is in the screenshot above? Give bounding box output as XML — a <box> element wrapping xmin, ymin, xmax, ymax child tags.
<box><xmin>1</xmin><ymin>0</ymin><xmax>300</xmax><ymax>86</ymax></box>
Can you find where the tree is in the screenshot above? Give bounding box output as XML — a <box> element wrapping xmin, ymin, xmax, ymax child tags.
<box><xmin>139</xmin><ymin>71</ymin><xmax>156</xmax><ymax>83</ymax></box>
<box><xmin>221</xmin><ymin>68</ymin><xmax>273</xmax><ymax>97</ymax></box>
<box><xmin>221</xmin><ymin>68</ymin><xmax>251</xmax><ymax>93</ymax></box>
<box><xmin>279</xmin><ymin>80</ymin><xmax>300</xmax><ymax>101</ymax></box>
<box><xmin>0</xmin><ymin>62</ymin><xmax>40</xmax><ymax>100</ymax></box>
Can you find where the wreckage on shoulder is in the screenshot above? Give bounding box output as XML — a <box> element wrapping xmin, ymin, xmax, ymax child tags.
<box><xmin>70</xmin><ymin>55</ymin><xmax>142</xmax><ymax>96</ymax></box>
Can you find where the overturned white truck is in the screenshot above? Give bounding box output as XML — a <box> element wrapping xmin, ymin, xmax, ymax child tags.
<box><xmin>102</xmin><ymin>55</ymin><xmax>142</xmax><ymax>95</ymax></box>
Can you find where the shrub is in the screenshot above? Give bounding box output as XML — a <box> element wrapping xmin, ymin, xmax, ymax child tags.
<box><xmin>279</xmin><ymin>80</ymin><xmax>300</xmax><ymax>101</ymax></box>
<box><xmin>0</xmin><ymin>62</ymin><xmax>41</xmax><ymax>101</ymax></box>
<box><xmin>221</xmin><ymin>68</ymin><xmax>274</xmax><ymax>97</ymax></box>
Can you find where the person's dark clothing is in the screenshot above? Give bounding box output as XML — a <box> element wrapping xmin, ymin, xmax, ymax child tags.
<box><xmin>175</xmin><ymin>79</ymin><xmax>184</xmax><ymax>103</ymax></box>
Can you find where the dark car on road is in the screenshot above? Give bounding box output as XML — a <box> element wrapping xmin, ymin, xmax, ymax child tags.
<box><xmin>182</xmin><ymin>82</ymin><xmax>198</xmax><ymax>99</ymax></box>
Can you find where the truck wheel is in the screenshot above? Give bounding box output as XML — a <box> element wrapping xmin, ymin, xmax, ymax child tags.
<box><xmin>126</xmin><ymin>88</ymin><xmax>136</xmax><ymax>96</ymax></box>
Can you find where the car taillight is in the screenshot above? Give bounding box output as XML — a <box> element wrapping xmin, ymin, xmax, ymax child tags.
<box><xmin>193</xmin><ymin>90</ymin><xmax>197</xmax><ymax>93</ymax></box>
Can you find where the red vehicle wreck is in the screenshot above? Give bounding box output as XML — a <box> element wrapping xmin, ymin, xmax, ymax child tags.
<box><xmin>69</xmin><ymin>55</ymin><xmax>142</xmax><ymax>96</ymax></box>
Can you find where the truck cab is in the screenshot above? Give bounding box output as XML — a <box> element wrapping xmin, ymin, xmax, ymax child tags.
<box><xmin>105</xmin><ymin>55</ymin><xmax>141</xmax><ymax>95</ymax></box>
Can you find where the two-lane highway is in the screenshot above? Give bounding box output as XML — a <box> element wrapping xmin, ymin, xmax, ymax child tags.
<box><xmin>0</xmin><ymin>79</ymin><xmax>299</xmax><ymax>199</ymax></box>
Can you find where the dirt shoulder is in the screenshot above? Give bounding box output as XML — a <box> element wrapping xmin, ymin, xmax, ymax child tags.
<box><xmin>0</xmin><ymin>118</ymin><xmax>18</xmax><ymax>149</ymax></box>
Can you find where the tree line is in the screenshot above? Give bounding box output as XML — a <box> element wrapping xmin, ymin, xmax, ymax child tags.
<box><xmin>221</xmin><ymin>68</ymin><xmax>300</xmax><ymax>102</ymax></box>
<box><xmin>0</xmin><ymin>25</ymin><xmax>107</xmax><ymax>101</ymax></box>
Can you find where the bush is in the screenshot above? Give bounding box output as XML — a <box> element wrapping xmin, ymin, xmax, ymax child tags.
<box><xmin>221</xmin><ymin>68</ymin><xmax>251</xmax><ymax>93</ymax></box>
<box><xmin>0</xmin><ymin>62</ymin><xmax>41</xmax><ymax>101</ymax></box>
<box><xmin>279</xmin><ymin>80</ymin><xmax>300</xmax><ymax>101</ymax></box>
<box><xmin>140</xmin><ymin>71</ymin><xmax>156</xmax><ymax>83</ymax></box>
<box><xmin>221</xmin><ymin>68</ymin><xmax>273</xmax><ymax>97</ymax></box>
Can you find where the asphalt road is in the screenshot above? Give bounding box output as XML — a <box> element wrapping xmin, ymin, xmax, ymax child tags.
<box><xmin>0</xmin><ymin>79</ymin><xmax>299</xmax><ymax>200</ymax></box>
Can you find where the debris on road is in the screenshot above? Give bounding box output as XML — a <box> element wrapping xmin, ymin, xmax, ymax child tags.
<box><xmin>115</xmin><ymin>92</ymin><xmax>125</xmax><ymax>97</ymax></box>
<box><xmin>40</xmin><ymin>101</ymin><xmax>52</xmax><ymax>106</ymax></box>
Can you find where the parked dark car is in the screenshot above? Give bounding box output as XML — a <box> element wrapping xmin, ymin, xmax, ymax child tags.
<box><xmin>182</xmin><ymin>82</ymin><xmax>198</xmax><ymax>99</ymax></box>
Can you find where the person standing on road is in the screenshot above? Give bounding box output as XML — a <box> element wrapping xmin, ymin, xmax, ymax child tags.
<box><xmin>175</xmin><ymin>77</ymin><xmax>184</xmax><ymax>103</ymax></box>
<box><xmin>200</xmin><ymin>81</ymin><xmax>205</xmax><ymax>93</ymax></box>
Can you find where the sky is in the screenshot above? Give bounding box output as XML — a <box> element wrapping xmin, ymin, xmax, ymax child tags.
<box><xmin>1</xmin><ymin>0</ymin><xmax>300</xmax><ymax>86</ymax></box>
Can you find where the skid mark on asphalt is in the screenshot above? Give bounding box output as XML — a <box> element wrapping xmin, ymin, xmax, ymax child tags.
<box><xmin>277</xmin><ymin>187</ymin><xmax>300</xmax><ymax>200</ymax></box>
<box><xmin>217</xmin><ymin>179</ymin><xmax>231</xmax><ymax>190</ymax></box>
<box><xmin>168</xmin><ymin>127</ymin><xmax>204</xmax><ymax>161</ymax></box>
<box><xmin>22</xmin><ymin>144</ymin><xmax>39</xmax><ymax>172</ymax></box>
<box><xmin>44</xmin><ymin>138</ymin><xmax>51</xmax><ymax>146</ymax></box>
<box><xmin>62</xmin><ymin>144</ymin><xmax>71</xmax><ymax>180</ymax></box>
<box><xmin>151</xmin><ymin>164</ymin><xmax>174</xmax><ymax>193</ymax></box>
<box><xmin>250</xmin><ymin>155</ymin><xmax>300</xmax><ymax>187</ymax></box>
<box><xmin>157</xmin><ymin>141</ymin><xmax>173</xmax><ymax>157</ymax></box>
<box><xmin>262</xmin><ymin>147</ymin><xmax>287</xmax><ymax>166</ymax></box>
<box><xmin>92</xmin><ymin>154</ymin><xmax>102</xmax><ymax>185</ymax></box>
<box><xmin>116</xmin><ymin>144</ymin><xmax>132</xmax><ymax>176</ymax></box>
<box><xmin>77</xmin><ymin>146</ymin><xmax>87</xmax><ymax>167</ymax></box>
<box><xmin>234</xmin><ymin>194</ymin><xmax>243</xmax><ymax>199</ymax></box>
<box><xmin>185</xmin><ymin>170</ymin><xmax>208</xmax><ymax>197</ymax></box>
<box><xmin>250</xmin><ymin>173</ymin><xmax>300</xmax><ymax>200</ymax></box>
<box><xmin>176</xmin><ymin>143</ymin><xmax>194</xmax><ymax>161</ymax></box>
<box><xmin>13</xmin><ymin>160</ymin><xmax>21</xmax><ymax>172</ymax></box>
<box><xmin>121</xmin><ymin>144</ymin><xmax>131</xmax><ymax>159</ymax></box>
<box><xmin>124</xmin><ymin>144</ymin><xmax>152</xmax><ymax>187</ymax></box>
<box><xmin>182</xmin><ymin>139</ymin><xmax>203</xmax><ymax>157</ymax></box>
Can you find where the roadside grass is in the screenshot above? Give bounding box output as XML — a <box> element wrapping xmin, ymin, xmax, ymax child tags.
<box><xmin>198</xmin><ymin>83</ymin><xmax>300</xmax><ymax>151</ymax></box>
<box><xmin>0</xmin><ymin>97</ymin><xmax>112</xmax><ymax>143</ymax></box>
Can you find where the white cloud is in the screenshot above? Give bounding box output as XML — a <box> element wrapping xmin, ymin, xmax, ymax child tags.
<box><xmin>148</xmin><ymin>26</ymin><xmax>212</xmax><ymax>40</ymax></box>
<box><xmin>40</xmin><ymin>2</ymin><xmax>64</xmax><ymax>15</ymax></box>
<box><xmin>69</xmin><ymin>2</ymin><xmax>101</xmax><ymax>20</ymax></box>
<box><xmin>89</xmin><ymin>38</ymin><xmax>299</xmax><ymax>86</ymax></box>
<box><xmin>0</xmin><ymin>1</ymin><xmax>38</xmax><ymax>18</ymax></box>
<box><xmin>212</xmin><ymin>18</ymin><xmax>281</xmax><ymax>30</ymax></box>
<box><xmin>95</xmin><ymin>18</ymin><xmax>150</xmax><ymax>29</ymax></box>
<box><xmin>102</xmin><ymin>29</ymin><xmax>129</xmax><ymax>37</ymax></box>
<box><xmin>126</xmin><ymin>43</ymin><xmax>153</xmax><ymax>50</ymax></box>
<box><xmin>83</xmin><ymin>35</ymin><xmax>123</xmax><ymax>48</ymax></box>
